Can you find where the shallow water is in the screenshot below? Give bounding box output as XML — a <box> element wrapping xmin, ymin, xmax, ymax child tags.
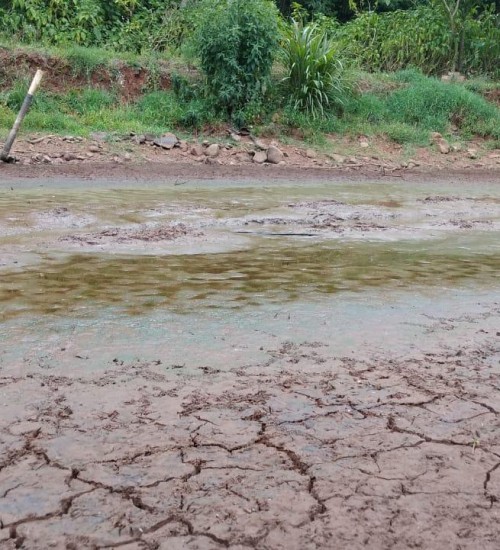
<box><xmin>0</xmin><ymin>177</ymin><xmax>499</xmax><ymax>371</ymax></box>
<box><xmin>1</xmin><ymin>179</ymin><xmax>499</xmax><ymax>320</ymax></box>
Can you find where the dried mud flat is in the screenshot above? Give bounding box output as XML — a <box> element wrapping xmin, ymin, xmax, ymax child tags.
<box><xmin>1</xmin><ymin>173</ymin><xmax>500</xmax><ymax>550</ymax></box>
<box><xmin>1</xmin><ymin>311</ymin><xmax>500</xmax><ymax>550</ymax></box>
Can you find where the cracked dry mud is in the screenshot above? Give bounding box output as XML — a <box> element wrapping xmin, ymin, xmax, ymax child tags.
<box><xmin>1</xmin><ymin>330</ymin><xmax>499</xmax><ymax>550</ymax></box>
<box><xmin>1</xmin><ymin>176</ymin><xmax>499</xmax><ymax>549</ymax></box>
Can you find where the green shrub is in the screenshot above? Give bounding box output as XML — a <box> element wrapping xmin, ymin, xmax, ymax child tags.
<box><xmin>335</xmin><ymin>7</ymin><xmax>451</xmax><ymax>74</ymax></box>
<box><xmin>281</xmin><ymin>18</ymin><xmax>347</xmax><ymax>118</ymax></box>
<box><xmin>2</xmin><ymin>0</ymin><xmax>106</xmax><ymax>45</ymax></box>
<box><xmin>463</xmin><ymin>8</ymin><xmax>500</xmax><ymax>77</ymax></box>
<box><xmin>333</xmin><ymin>6</ymin><xmax>500</xmax><ymax>77</ymax></box>
<box><xmin>192</xmin><ymin>0</ymin><xmax>280</xmax><ymax>115</ymax></box>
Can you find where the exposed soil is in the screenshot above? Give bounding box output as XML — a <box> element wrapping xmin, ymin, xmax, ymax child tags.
<box><xmin>61</xmin><ymin>223</ymin><xmax>196</xmax><ymax>246</ymax></box>
<box><xmin>1</xmin><ymin>131</ymin><xmax>500</xmax><ymax>185</ymax></box>
<box><xmin>1</xmin><ymin>308</ymin><xmax>499</xmax><ymax>549</ymax></box>
<box><xmin>0</xmin><ymin>47</ymin><xmax>171</xmax><ymax>100</ymax></box>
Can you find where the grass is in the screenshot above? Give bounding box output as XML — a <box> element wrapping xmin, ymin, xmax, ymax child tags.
<box><xmin>0</xmin><ymin>84</ymin><xmax>220</xmax><ymax>138</ymax></box>
<box><xmin>0</xmin><ymin>66</ymin><xmax>498</xmax><ymax>147</ymax></box>
<box><xmin>277</xmin><ymin>69</ymin><xmax>500</xmax><ymax>145</ymax></box>
<box><xmin>0</xmin><ymin>37</ymin><xmax>187</xmax><ymax>87</ymax></box>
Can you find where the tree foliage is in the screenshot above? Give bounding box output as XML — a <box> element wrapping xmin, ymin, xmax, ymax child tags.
<box><xmin>0</xmin><ymin>0</ymin><xmax>498</xmax><ymax>77</ymax></box>
<box><xmin>192</xmin><ymin>0</ymin><xmax>280</xmax><ymax>115</ymax></box>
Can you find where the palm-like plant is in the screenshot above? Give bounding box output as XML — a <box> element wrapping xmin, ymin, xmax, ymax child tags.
<box><xmin>281</xmin><ymin>19</ymin><xmax>345</xmax><ymax>119</ymax></box>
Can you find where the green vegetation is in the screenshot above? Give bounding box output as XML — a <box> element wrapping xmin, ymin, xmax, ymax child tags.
<box><xmin>333</xmin><ymin>4</ymin><xmax>499</xmax><ymax>77</ymax></box>
<box><xmin>0</xmin><ymin>0</ymin><xmax>498</xmax><ymax>145</ymax></box>
<box><xmin>1</xmin><ymin>68</ymin><xmax>497</xmax><ymax>149</ymax></box>
<box><xmin>281</xmin><ymin>19</ymin><xmax>346</xmax><ymax>118</ymax></box>
<box><xmin>193</xmin><ymin>0</ymin><xmax>279</xmax><ymax>115</ymax></box>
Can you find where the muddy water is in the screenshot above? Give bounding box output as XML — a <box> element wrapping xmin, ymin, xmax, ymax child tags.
<box><xmin>1</xmin><ymin>178</ymin><xmax>499</xmax><ymax>370</ymax></box>
<box><xmin>1</xmin><ymin>180</ymin><xmax>499</xmax><ymax>319</ymax></box>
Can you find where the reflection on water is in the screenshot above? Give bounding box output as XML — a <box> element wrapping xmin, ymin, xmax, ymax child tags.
<box><xmin>1</xmin><ymin>239</ymin><xmax>499</xmax><ymax>320</ymax></box>
<box><xmin>1</xmin><ymin>180</ymin><xmax>500</xmax><ymax>321</ymax></box>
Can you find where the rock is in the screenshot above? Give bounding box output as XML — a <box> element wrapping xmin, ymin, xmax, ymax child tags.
<box><xmin>42</xmin><ymin>155</ymin><xmax>52</xmax><ymax>164</ymax></box>
<box><xmin>52</xmin><ymin>158</ymin><xmax>64</xmax><ymax>165</ymax></box>
<box><xmin>205</xmin><ymin>157</ymin><xmax>221</xmax><ymax>165</ymax></box>
<box><xmin>133</xmin><ymin>134</ymin><xmax>146</xmax><ymax>145</ymax></box>
<box><xmin>360</xmin><ymin>140</ymin><xmax>369</xmax><ymax>148</ymax></box>
<box><xmin>451</xmin><ymin>143</ymin><xmax>462</xmax><ymax>152</ymax></box>
<box><xmin>89</xmin><ymin>145</ymin><xmax>101</xmax><ymax>153</ymax></box>
<box><xmin>153</xmin><ymin>132</ymin><xmax>178</xmax><ymax>150</ymax></box>
<box><xmin>306</xmin><ymin>148</ymin><xmax>317</xmax><ymax>159</ymax></box>
<box><xmin>190</xmin><ymin>144</ymin><xmax>205</xmax><ymax>157</ymax></box>
<box><xmin>431</xmin><ymin>131</ymin><xmax>450</xmax><ymax>154</ymax></box>
<box><xmin>179</xmin><ymin>141</ymin><xmax>189</xmax><ymax>152</ymax></box>
<box><xmin>253</xmin><ymin>139</ymin><xmax>268</xmax><ymax>151</ymax></box>
<box><xmin>235</xmin><ymin>152</ymin><xmax>252</xmax><ymax>163</ymax></box>
<box><xmin>230</xmin><ymin>133</ymin><xmax>242</xmax><ymax>142</ymax></box>
<box><xmin>328</xmin><ymin>153</ymin><xmax>346</xmax><ymax>164</ymax></box>
<box><xmin>266</xmin><ymin>146</ymin><xmax>284</xmax><ymax>164</ymax></box>
<box><xmin>441</xmin><ymin>71</ymin><xmax>465</xmax><ymax>82</ymax></box>
<box><xmin>63</xmin><ymin>152</ymin><xmax>80</xmax><ymax>162</ymax></box>
<box><xmin>467</xmin><ymin>148</ymin><xmax>478</xmax><ymax>159</ymax></box>
<box><xmin>205</xmin><ymin>144</ymin><xmax>220</xmax><ymax>158</ymax></box>
<box><xmin>436</xmin><ymin>138</ymin><xmax>450</xmax><ymax>154</ymax></box>
<box><xmin>123</xmin><ymin>153</ymin><xmax>132</xmax><ymax>161</ymax></box>
<box><xmin>90</xmin><ymin>132</ymin><xmax>108</xmax><ymax>142</ymax></box>
<box><xmin>62</xmin><ymin>135</ymin><xmax>76</xmax><ymax>142</ymax></box>
<box><xmin>253</xmin><ymin>151</ymin><xmax>268</xmax><ymax>164</ymax></box>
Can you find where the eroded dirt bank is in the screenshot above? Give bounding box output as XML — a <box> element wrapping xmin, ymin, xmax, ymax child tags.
<box><xmin>0</xmin><ymin>175</ymin><xmax>499</xmax><ymax>549</ymax></box>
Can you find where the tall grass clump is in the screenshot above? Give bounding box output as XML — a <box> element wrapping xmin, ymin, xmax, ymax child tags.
<box><xmin>281</xmin><ymin>19</ymin><xmax>347</xmax><ymax>119</ymax></box>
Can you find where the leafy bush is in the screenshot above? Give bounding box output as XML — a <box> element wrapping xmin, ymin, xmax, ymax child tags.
<box><xmin>2</xmin><ymin>0</ymin><xmax>106</xmax><ymax>45</ymax></box>
<box><xmin>462</xmin><ymin>8</ymin><xmax>500</xmax><ymax>77</ymax></box>
<box><xmin>0</xmin><ymin>0</ymin><xmax>194</xmax><ymax>52</ymax></box>
<box><xmin>192</xmin><ymin>0</ymin><xmax>280</xmax><ymax>115</ymax></box>
<box><xmin>281</xmin><ymin>18</ymin><xmax>347</xmax><ymax>118</ymax></box>
<box><xmin>334</xmin><ymin>7</ymin><xmax>451</xmax><ymax>74</ymax></box>
<box><xmin>333</xmin><ymin>6</ymin><xmax>499</xmax><ymax>77</ymax></box>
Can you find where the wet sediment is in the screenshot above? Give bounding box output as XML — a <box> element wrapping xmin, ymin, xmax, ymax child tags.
<box><xmin>0</xmin><ymin>178</ymin><xmax>499</xmax><ymax>548</ymax></box>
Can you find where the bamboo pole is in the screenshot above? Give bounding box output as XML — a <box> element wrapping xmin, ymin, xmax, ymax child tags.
<box><xmin>1</xmin><ymin>69</ymin><xmax>44</xmax><ymax>163</ymax></box>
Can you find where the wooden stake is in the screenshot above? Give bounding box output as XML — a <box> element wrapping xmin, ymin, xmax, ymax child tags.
<box><xmin>1</xmin><ymin>69</ymin><xmax>44</xmax><ymax>163</ymax></box>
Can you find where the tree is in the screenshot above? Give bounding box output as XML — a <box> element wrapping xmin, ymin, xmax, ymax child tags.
<box><xmin>431</xmin><ymin>0</ymin><xmax>495</xmax><ymax>72</ymax></box>
<box><xmin>193</xmin><ymin>0</ymin><xmax>280</xmax><ymax>115</ymax></box>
